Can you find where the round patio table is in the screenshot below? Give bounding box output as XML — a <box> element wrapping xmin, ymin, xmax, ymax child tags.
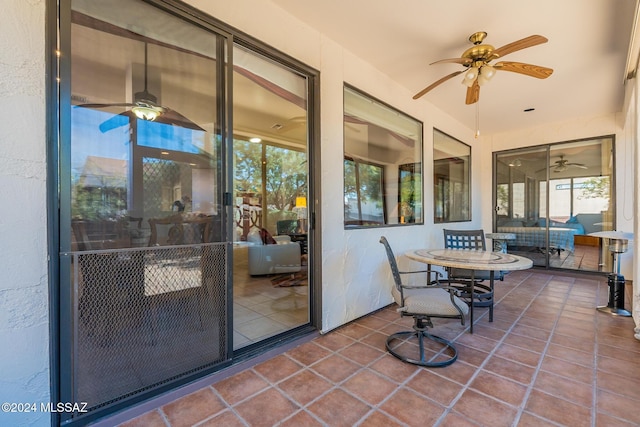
<box><xmin>406</xmin><ymin>248</ymin><xmax>533</xmax><ymax>333</ymax></box>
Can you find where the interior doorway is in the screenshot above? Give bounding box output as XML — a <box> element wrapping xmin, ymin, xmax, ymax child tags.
<box><xmin>494</xmin><ymin>137</ymin><xmax>615</xmax><ymax>271</ymax></box>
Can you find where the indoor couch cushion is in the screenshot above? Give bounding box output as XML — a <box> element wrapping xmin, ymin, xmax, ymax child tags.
<box><xmin>537</xmin><ymin>217</ymin><xmax>585</xmax><ymax>234</ymax></box>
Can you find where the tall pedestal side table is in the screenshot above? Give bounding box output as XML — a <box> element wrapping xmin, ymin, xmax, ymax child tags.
<box><xmin>589</xmin><ymin>231</ymin><xmax>634</xmax><ymax>317</ymax></box>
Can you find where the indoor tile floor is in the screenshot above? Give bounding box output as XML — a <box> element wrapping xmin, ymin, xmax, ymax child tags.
<box><xmin>116</xmin><ymin>269</ymin><xmax>639</xmax><ymax>427</ymax></box>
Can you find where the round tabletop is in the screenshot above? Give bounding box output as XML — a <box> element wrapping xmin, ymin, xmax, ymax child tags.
<box><xmin>406</xmin><ymin>248</ymin><xmax>533</xmax><ymax>271</ymax></box>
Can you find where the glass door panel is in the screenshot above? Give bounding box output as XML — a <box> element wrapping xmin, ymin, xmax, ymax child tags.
<box><xmin>495</xmin><ymin>147</ymin><xmax>548</xmax><ymax>266</ymax></box>
<box><xmin>64</xmin><ymin>0</ymin><xmax>227</xmax><ymax>420</ymax></box>
<box><xmin>548</xmin><ymin>139</ymin><xmax>614</xmax><ymax>271</ymax></box>
<box><xmin>232</xmin><ymin>45</ymin><xmax>310</xmax><ymax>350</ymax></box>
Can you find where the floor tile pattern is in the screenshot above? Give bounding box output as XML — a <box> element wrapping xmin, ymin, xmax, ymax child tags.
<box><xmin>119</xmin><ymin>270</ymin><xmax>639</xmax><ymax>426</ymax></box>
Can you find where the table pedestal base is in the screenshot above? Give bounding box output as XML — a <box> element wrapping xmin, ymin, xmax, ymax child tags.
<box><xmin>597</xmin><ymin>274</ymin><xmax>631</xmax><ymax>317</ymax></box>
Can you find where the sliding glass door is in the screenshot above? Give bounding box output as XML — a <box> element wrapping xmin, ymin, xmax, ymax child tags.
<box><xmin>494</xmin><ymin>137</ymin><xmax>615</xmax><ymax>271</ymax></box>
<box><xmin>231</xmin><ymin>45</ymin><xmax>310</xmax><ymax>350</ymax></box>
<box><xmin>59</xmin><ymin>2</ymin><xmax>316</xmax><ymax>423</ymax></box>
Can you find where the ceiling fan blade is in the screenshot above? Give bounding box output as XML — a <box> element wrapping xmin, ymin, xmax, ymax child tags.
<box><xmin>490</xmin><ymin>35</ymin><xmax>548</xmax><ymax>59</ymax></box>
<box><xmin>430</xmin><ymin>57</ymin><xmax>473</xmax><ymax>66</ymax></box>
<box><xmin>152</xmin><ymin>108</ymin><xmax>205</xmax><ymax>131</ymax></box>
<box><xmin>413</xmin><ymin>70</ymin><xmax>464</xmax><ymax>100</ymax></box>
<box><xmin>567</xmin><ymin>163</ymin><xmax>588</xmax><ymax>169</ymax></box>
<box><xmin>465</xmin><ymin>79</ymin><xmax>480</xmax><ymax>105</ymax></box>
<box><xmin>98</xmin><ymin>109</ymin><xmax>205</xmax><ymax>133</ymax></box>
<box><xmin>77</xmin><ymin>102</ymin><xmax>135</xmax><ymax>109</ymax></box>
<box><xmin>494</xmin><ymin>61</ymin><xmax>553</xmax><ymax>79</ymax></box>
<box><xmin>99</xmin><ymin>112</ymin><xmax>132</xmax><ymax>133</ymax></box>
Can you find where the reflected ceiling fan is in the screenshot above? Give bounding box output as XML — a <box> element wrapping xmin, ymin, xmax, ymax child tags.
<box><xmin>77</xmin><ymin>43</ymin><xmax>204</xmax><ymax>133</ymax></box>
<box><xmin>413</xmin><ymin>32</ymin><xmax>554</xmax><ymax>105</ymax></box>
<box><xmin>549</xmin><ymin>155</ymin><xmax>588</xmax><ymax>172</ymax></box>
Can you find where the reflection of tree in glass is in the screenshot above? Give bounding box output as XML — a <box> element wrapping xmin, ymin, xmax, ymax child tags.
<box><xmin>343</xmin><ymin>158</ymin><xmax>384</xmax><ymax>220</ymax></box>
<box><xmin>578</xmin><ymin>177</ymin><xmax>609</xmax><ymax>200</ymax></box>
<box><xmin>234</xmin><ymin>140</ymin><xmax>263</xmax><ymax>195</ymax></box>
<box><xmin>265</xmin><ymin>145</ymin><xmax>306</xmax><ymax>211</ymax></box>
<box><xmin>73</xmin><ymin>165</ymin><xmax>129</xmax><ymax>221</ymax></box>
<box><xmin>234</xmin><ymin>139</ymin><xmax>306</xmax><ymax>213</ymax></box>
<box><xmin>399</xmin><ymin>165</ymin><xmax>421</xmax><ymax>223</ymax></box>
<box><xmin>497</xmin><ymin>184</ymin><xmax>509</xmax><ymax>213</ymax></box>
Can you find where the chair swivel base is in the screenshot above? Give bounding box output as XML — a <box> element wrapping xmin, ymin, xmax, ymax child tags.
<box><xmin>386</xmin><ymin>330</ymin><xmax>458</xmax><ymax>367</ymax></box>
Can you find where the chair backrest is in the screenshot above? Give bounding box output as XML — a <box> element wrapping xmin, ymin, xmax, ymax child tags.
<box><xmin>379</xmin><ymin>236</ymin><xmax>403</xmax><ymax>291</ymax></box>
<box><xmin>443</xmin><ymin>229</ymin><xmax>486</xmax><ymax>251</ymax></box>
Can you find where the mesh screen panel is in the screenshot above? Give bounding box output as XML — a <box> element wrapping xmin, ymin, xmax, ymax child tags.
<box><xmin>69</xmin><ymin>243</ymin><xmax>228</xmax><ymax>411</ymax></box>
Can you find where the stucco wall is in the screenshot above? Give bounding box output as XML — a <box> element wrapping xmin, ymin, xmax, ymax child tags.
<box><xmin>0</xmin><ymin>1</ymin><xmax>50</xmax><ymax>426</ymax></box>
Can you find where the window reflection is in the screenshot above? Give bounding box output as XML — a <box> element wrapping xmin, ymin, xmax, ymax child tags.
<box><xmin>343</xmin><ymin>86</ymin><xmax>423</xmax><ymax>227</ymax></box>
<box><xmin>433</xmin><ymin>129</ymin><xmax>470</xmax><ymax>223</ymax></box>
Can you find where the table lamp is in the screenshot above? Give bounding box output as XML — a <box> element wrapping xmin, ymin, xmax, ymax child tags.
<box><xmin>295</xmin><ymin>196</ymin><xmax>307</xmax><ymax>233</ymax></box>
<box><xmin>589</xmin><ymin>230</ymin><xmax>633</xmax><ymax>317</ymax></box>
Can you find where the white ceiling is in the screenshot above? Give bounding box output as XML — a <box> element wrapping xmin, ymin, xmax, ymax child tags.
<box><xmin>270</xmin><ymin>0</ymin><xmax>638</xmax><ymax>135</ymax></box>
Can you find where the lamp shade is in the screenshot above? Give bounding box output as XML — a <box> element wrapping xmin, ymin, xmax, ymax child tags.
<box><xmin>295</xmin><ymin>196</ymin><xmax>307</xmax><ymax>208</ymax></box>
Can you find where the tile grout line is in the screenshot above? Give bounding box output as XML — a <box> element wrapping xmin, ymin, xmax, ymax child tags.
<box><xmin>431</xmin><ymin>271</ymin><xmax>555</xmax><ymax>426</ymax></box>
<box><xmin>510</xmin><ymin>276</ymin><xmax>580</xmax><ymax>426</ymax></box>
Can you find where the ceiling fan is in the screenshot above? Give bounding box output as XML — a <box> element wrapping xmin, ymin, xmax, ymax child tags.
<box><xmin>77</xmin><ymin>43</ymin><xmax>204</xmax><ymax>133</ymax></box>
<box><xmin>550</xmin><ymin>155</ymin><xmax>588</xmax><ymax>172</ymax></box>
<box><xmin>413</xmin><ymin>32</ymin><xmax>554</xmax><ymax>105</ymax></box>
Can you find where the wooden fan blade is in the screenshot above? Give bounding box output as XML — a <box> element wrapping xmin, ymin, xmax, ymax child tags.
<box><xmin>413</xmin><ymin>70</ymin><xmax>464</xmax><ymax>100</ymax></box>
<box><xmin>490</xmin><ymin>35</ymin><xmax>548</xmax><ymax>59</ymax></box>
<box><xmin>465</xmin><ymin>79</ymin><xmax>480</xmax><ymax>105</ymax></box>
<box><xmin>430</xmin><ymin>57</ymin><xmax>473</xmax><ymax>66</ymax></box>
<box><xmin>494</xmin><ymin>61</ymin><xmax>553</xmax><ymax>79</ymax></box>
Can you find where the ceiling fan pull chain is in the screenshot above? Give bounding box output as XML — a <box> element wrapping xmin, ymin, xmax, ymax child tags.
<box><xmin>475</xmin><ymin>101</ymin><xmax>480</xmax><ymax>138</ymax></box>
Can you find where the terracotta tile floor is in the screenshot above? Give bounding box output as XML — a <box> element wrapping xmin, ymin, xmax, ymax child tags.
<box><xmin>116</xmin><ymin>270</ymin><xmax>639</xmax><ymax>427</ymax></box>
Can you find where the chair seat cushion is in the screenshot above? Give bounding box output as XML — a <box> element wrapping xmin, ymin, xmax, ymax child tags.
<box><xmin>395</xmin><ymin>287</ymin><xmax>469</xmax><ymax>316</ymax></box>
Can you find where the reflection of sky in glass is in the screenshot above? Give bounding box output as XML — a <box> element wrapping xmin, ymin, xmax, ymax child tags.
<box><xmin>72</xmin><ymin>107</ymin><xmax>205</xmax><ymax>181</ymax></box>
<box><xmin>71</xmin><ymin>107</ymin><xmax>129</xmax><ymax>179</ymax></box>
<box><xmin>137</xmin><ymin>120</ymin><xmax>202</xmax><ymax>154</ymax></box>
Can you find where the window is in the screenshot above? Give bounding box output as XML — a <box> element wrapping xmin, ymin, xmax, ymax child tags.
<box><xmin>343</xmin><ymin>86</ymin><xmax>423</xmax><ymax>227</ymax></box>
<box><xmin>433</xmin><ymin>130</ymin><xmax>470</xmax><ymax>222</ymax></box>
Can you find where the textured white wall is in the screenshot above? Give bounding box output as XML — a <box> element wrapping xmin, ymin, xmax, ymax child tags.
<box><xmin>0</xmin><ymin>1</ymin><xmax>50</xmax><ymax>426</ymax></box>
<box><xmin>622</xmin><ymin>77</ymin><xmax>640</xmax><ymax>337</ymax></box>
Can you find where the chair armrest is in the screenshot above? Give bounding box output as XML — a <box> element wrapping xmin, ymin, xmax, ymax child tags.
<box><xmin>401</xmin><ymin>283</ymin><xmax>459</xmax><ymax>293</ymax></box>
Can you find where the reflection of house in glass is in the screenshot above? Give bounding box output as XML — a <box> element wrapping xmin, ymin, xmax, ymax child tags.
<box><xmin>79</xmin><ymin>156</ymin><xmax>128</xmax><ymax>189</ymax></box>
<box><xmin>74</xmin><ymin>156</ymin><xmax>129</xmax><ymax>220</ymax></box>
